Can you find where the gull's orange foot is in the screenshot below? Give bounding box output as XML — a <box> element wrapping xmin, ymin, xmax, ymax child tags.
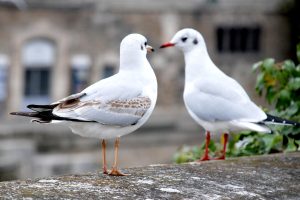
<box><xmin>103</xmin><ymin>168</ymin><xmax>109</xmax><ymax>175</ymax></box>
<box><xmin>198</xmin><ymin>154</ymin><xmax>211</xmax><ymax>162</ymax></box>
<box><xmin>213</xmin><ymin>155</ymin><xmax>226</xmax><ymax>160</ymax></box>
<box><xmin>109</xmin><ymin>168</ymin><xmax>128</xmax><ymax>176</ymax></box>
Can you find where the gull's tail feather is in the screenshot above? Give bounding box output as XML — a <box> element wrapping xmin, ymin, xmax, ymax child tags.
<box><xmin>263</xmin><ymin>114</ymin><xmax>300</xmax><ymax>126</ymax></box>
<box><xmin>10</xmin><ymin>104</ymin><xmax>93</xmax><ymax>123</ymax></box>
<box><xmin>10</xmin><ymin>109</ymin><xmax>53</xmax><ymax>123</ymax></box>
<box><xmin>10</xmin><ymin>111</ymin><xmax>40</xmax><ymax>117</ymax></box>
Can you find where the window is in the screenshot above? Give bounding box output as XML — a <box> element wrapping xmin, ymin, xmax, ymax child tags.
<box><xmin>0</xmin><ymin>54</ymin><xmax>9</xmax><ymax>116</ymax></box>
<box><xmin>71</xmin><ymin>55</ymin><xmax>91</xmax><ymax>93</ymax></box>
<box><xmin>103</xmin><ymin>65</ymin><xmax>115</xmax><ymax>78</ymax></box>
<box><xmin>25</xmin><ymin>68</ymin><xmax>50</xmax><ymax>96</ymax></box>
<box><xmin>22</xmin><ymin>38</ymin><xmax>55</xmax><ymax>107</ymax></box>
<box><xmin>216</xmin><ymin>26</ymin><xmax>261</xmax><ymax>53</ymax></box>
<box><xmin>22</xmin><ymin>38</ymin><xmax>55</xmax><ymax>67</ymax></box>
<box><xmin>0</xmin><ymin>54</ymin><xmax>9</xmax><ymax>102</ymax></box>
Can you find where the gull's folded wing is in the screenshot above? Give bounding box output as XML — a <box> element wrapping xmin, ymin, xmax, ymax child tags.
<box><xmin>185</xmin><ymin>78</ymin><xmax>267</xmax><ymax>122</ymax></box>
<box><xmin>53</xmin><ymin>96</ymin><xmax>151</xmax><ymax>126</ymax></box>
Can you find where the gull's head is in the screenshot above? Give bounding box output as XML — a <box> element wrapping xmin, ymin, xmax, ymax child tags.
<box><xmin>160</xmin><ymin>28</ymin><xmax>205</xmax><ymax>53</ymax></box>
<box><xmin>120</xmin><ymin>33</ymin><xmax>154</xmax><ymax>58</ymax></box>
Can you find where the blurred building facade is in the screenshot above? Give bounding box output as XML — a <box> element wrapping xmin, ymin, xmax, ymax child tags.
<box><xmin>0</xmin><ymin>0</ymin><xmax>295</xmax><ymax>181</ymax></box>
<box><xmin>0</xmin><ymin>0</ymin><xmax>293</xmax><ymax>116</ymax></box>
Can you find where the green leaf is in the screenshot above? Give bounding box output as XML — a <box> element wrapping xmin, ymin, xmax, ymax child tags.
<box><xmin>285</xmin><ymin>137</ymin><xmax>298</xmax><ymax>152</ymax></box>
<box><xmin>255</xmin><ymin>73</ymin><xmax>265</xmax><ymax>95</ymax></box>
<box><xmin>282</xmin><ymin>60</ymin><xmax>296</xmax><ymax>72</ymax></box>
<box><xmin>286</xmin><ymin>103</ymin><xmax>299</xmax><ymax>116</ymax></box>
<box><xmin>276</xmin><ymin>89</ymin><xmax>291</xmax><ymax>109</ymax></box>
<box><xmin>288</xmin><ymin>77</ymin><xmax>300</xmax><ymax>90</ymax></box>
<box><xmin>295</xmin><ymin>65</ymin><xmax>300</xmax><ymax>77</ymax></box>
<box><xmin>266</xmin><ymin>87</ymin><xmax>277</xmax><ymax>103</ymax></box>
<box><xmin>262</xmin><ymin>58</ymin><xmax>275</xmax><ymax>71</ymax></box>
<box><xmin>279</xmin><ymin>89</ymin><xmax>290</xmax><ymax>100</ymax></box>
<box><xmin>208</xmin><ymin>140</ymin><xmax>217</xmax><ymax>152</ymax></box>
<box><xmin>261</xmin><ymin>134</ymin><xmax>274</xmax><ymax>151</ymax></box>
<box><xmin>252</xmin><ymin>61</ymin><xmax>263</xmax><ymax>71</ymax></box>
<box><xmin>297</xmin><ymin>43</ymin><xmax>300</xmax><ymax>63</ymax></box>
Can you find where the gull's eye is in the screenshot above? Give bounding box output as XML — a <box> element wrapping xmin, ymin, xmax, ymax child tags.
<box><xmin>181</xmin><ymin>37</ymin><xmax>187</xmax><ymax>42</ymax></box>
<box><xmin>144</xmin><ymin>42</ymin><xmax>147</xmax><ymax>46</ymax></box>
<box><xmin>193</xmin><ymin>39</ymin><xmax>198</xmax><ymax>45</ymax></box>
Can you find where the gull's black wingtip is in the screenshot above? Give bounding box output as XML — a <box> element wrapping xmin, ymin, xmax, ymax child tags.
<box><xmin>265</xmin><ymin>114</ymin><xmax>300</xmax><ymax>126</ymax></box>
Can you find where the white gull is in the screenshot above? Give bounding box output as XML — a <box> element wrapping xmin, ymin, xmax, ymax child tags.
<box><xmin>11</xmin><ymin>33</ymin><xmax>157</xmax><ymax>175</ymax></box>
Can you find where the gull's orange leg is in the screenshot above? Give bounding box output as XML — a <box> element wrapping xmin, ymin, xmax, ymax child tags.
<box><xmin>109</xmin><ymin>137</ymin><xmax>128</xmax><ymax>176</ymax></box>
<box><xmin>199</xmin><ymin>131</ymin><xmax>211</xmax><ymax>161</ymax></box>
<box><xmin>215</xmin><ymin>133</ymin><xmax>229</xmax><ymax>160</ymax></box>
<box><xmin>101</xmin><ymin>139</ymin><xmax>108</xmax><ymax>174</ymax></box>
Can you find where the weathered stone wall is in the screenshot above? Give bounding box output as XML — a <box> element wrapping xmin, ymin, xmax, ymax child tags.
<box><xmin>0</xmin><ymin>153</ymin><xmax>299</xmax><ymax>199</ymax></box>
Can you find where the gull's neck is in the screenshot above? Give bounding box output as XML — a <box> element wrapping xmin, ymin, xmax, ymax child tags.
<box><xmin>119</xmin><ymin>52</ymin><xmax>156</xmax><ymax>85</ymax></box>
<box><xmin>184</xmin><ymin>47</ymin><xmax>224</xmax><ymax>82</ymax></box>
<box><xmin>120</xmin><ymin>50</ymin><xmax>144</xmax><ymax>71</ymax></box>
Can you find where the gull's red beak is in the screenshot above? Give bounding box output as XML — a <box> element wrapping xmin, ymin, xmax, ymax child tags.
<box><xmin>160</xmin><ymin>42</ymin><xmax>175</xmax><ymax>48</ymax></box>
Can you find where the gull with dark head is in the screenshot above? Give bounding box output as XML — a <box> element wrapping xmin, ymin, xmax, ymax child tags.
<box><xmin>160</xmin><ymin>28</ymin><xmax>299</xmax><ymax>161</ymax></box>
<box><xmin>11</xmin><ymin>33</ymin><xmax>157</xmax><ymax>176</ymax></box>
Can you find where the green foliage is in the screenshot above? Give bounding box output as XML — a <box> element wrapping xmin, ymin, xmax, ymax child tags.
<box><xmin>173</xmin><ymin>140</ymin><xmax>220</xmax><ymax>164</ymax></box>
<box><xmin>174</xmin><ymin>44</ymin><xmax>300</xmax><ymax>164</ymax></box>
<box><xmin>226</xmin><ymin>131</ymin><xmax>299</xmax><ymax>157</ymax></box>
<box><xmin>173</xmin><ymin>131</ymin><xmax>300</xmax><ymax>164</ymax></box>
<box><xmin>253</xmin><ymin>44</ymin><xmax>300</xmax><ymax>142</ymax></box>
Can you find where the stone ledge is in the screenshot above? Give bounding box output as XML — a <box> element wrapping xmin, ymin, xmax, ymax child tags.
<box><xmin>0</xmin><ymin>153</ymin><xmax>299</xmax><ymax>199</ymax></box>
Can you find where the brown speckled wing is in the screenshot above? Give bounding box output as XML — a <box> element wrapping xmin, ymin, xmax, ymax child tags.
<box><xmin>53</xmin><ymin>96</ymin><xmax>152</xmax><ymax>126</ymax></box>
<box><xmin>52</xmin><ymin>92</ymin><xmax>86</xmax><ymax>106</ymax></box>
<box><xmin>107</xmin><ymin>97</ymin><xmax>151</xmax><ymax>117</ymax></box>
